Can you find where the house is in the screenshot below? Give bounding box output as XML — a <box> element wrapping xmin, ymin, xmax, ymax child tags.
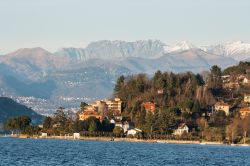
<box><xmin>239</xmin><ymin>107</ymin><xmax>250</xmax><ymax>118</ymax></box>
<box><xmin>244</xmin><ymin>94</ymin><xmax>250</xmax><ymax>103</ymax></box>
<box><xmin>173</xmin><ymin>123</ymin><xmax>189</xmax><ymax>136</ymax></box>
<box><xmin>157</xmin><ymin>89</ymin><xmax>164</xmax><ymax>94</ymax></box>
<box><xmin>142</xmin><ymin>102</ymin><xmax>156</xmax><ymax>114</ymax></box>
<box><xmin>242</xmin><ymin>77</ymin><xmax>250</xmax><ymax>84</ymax></box>
<box><xmin>73</xmin><ymin>133</ymin><xmax>80</xmax><ymax>139</ymax></box>
<box><xmin>41</xmin><ymin>133</ymin><xmax>47</xmax><ymax>137</ymax></box>
<box><xmin>221</xmin><ymin>75</ymin><xmax>230</xmax><ymax>83</ymax></box>
<box><xmin>127</xmin><ymin>128</ymin><xmax>142</xmax><ymax>136</ymax></box>
<box><xmin>114</xmin><ymin>121</ymin><xmax>131</xmax><ymax>133</ymax></box>
<box><xmin>214</xmin><ymin>101</ymin><xmax>230</xmax><ymax>115</ymax></box>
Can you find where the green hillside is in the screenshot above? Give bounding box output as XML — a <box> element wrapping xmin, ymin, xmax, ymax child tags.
<box><xmin>0</xmin><ymin>97</ymin><xmax>44</xmax><ymax>124</ymax></box>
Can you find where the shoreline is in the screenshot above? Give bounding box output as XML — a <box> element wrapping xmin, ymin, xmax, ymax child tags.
<box><xmin>3</xmin><ymin>135</ymin><xmax>250</xmax><ymax>146</ymax></box>
<box><xmin>9</xmin><ymin>134</ymin><xmax>226</xmax><ymax>145</ymax></box>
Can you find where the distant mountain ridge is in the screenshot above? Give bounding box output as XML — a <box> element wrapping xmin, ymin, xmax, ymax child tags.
<box><xmin>0</xmin><ymin>39</ymin><xmax>249</xmax><ymax>114</ymax></box>
<box><xmin>201</xmin><ymin>41</ymin><xmax>250</xmax><ymax>61</ymax></box>
<box><xmin>55</xmin><ymin>40</ymin><xmax>166</xmax><ymax>61</ymax></box>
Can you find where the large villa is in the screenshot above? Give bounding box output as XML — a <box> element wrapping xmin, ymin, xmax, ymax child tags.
<box><xmin>78</xmin><ymin>98</ymin><xmax>122</xmax><ymax>121</ymax></box>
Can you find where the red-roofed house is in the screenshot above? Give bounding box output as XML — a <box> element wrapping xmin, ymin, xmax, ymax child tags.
<box><xmin>142</xmin><ymin>102</ymin><xmax>156</xmax><ymax>113</ymax></box>
<box><xmin>239</xmin><ymin>107</ymin><xmax>250</xmax><ymax>118</ymax></box>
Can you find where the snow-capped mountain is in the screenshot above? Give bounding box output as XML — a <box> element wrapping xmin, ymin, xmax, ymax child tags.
<box><xmin>0</xmin><ymin>39</ymin><xmax>249</xmax><ymax>114</ymax></box>
<box><xmin>165</xmin><ymin>41</ymin><xmax>197</xmax><ymax>53</ymax></box>
<box><xmin>201</xmin><ymin>41</ymin><xmax>250</xmax><ymax>61</ymax></box>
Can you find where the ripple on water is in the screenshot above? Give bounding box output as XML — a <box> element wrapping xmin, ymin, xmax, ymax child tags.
<box><xmin>0</xmin><ymin>138</ymin><xmax>250</xmax><ymax>166</ymax></box>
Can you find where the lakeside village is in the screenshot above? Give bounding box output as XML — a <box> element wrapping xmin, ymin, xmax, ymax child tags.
<box><xmin>3</xmin><ymin>62</ymin><xmax>250</xmax><ymax>145</ymax></box>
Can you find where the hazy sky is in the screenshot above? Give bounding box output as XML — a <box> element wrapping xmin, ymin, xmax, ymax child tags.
<box><xmin>0</xmin><ymin>0</ymin><xmax>250</xmax><ymax>54</ymax></box>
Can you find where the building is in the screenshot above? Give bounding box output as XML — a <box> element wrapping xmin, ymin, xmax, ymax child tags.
<box><xmin>127</xmin><ymin>128</ymin><xmax>142</xmax><ymax>136</ymax></box>
<box><xmin>239</xmin><ymin>107</ymin><xmax>250</xmax><ymax>118</ymax></box>
<box><xmin>157</xmin><ymin>89</ymin><xmax>164</xmax><ymax>94</ymax></box>
<box><xmin>223</xmin><ymin>82</ymin><xmax>239</xmax><ymax>90</ymax></box>
<box><xmin>242</xmin><ymin>76</ymin><xmax>250</xmax><ymax>84</ymax></box>
<box><xmin>78</xmin><ymin>105</ymin><xmax>103</xmax><ymax>121</ymax></box>
<box><xmin>93</xmin><ymin>100</ymin><xmax>108</xmax><ymax>116</ymax></box>
<box><xmin>78</xmin><ymin>111</ymin><xmax>103</xmax><ymax>121</ymax></box>
<box><xmin>73</xmin><ymin>133</ymin><xmax>80</xmax><ymax>139</ymax></box>
<box><xmin>122</xmin><ymin>121</ymin><xmax>131</xmax><ymax>133</ymax></box>
<box><xmin>173</xmin><ymin>123</ymin><xmax>189</xmax><ymax>136</ymax></box>
<box><xmin>78</xmin><ymin>98</ymin><xmax>122</xmax><ymax>121</ymax></box>
<box><xmin>84</xmin><ymin>105</ymin><xmax>98</xmax><ymax>112</ymax></box>
<box><xmin>104</xmin><ymin>98</ymin><xmax>122</xmax><ymax>115</ymax></box>
<box><xmin>142</xmin><ymin>102</ymin><xmax>156</xmax><ymax>113</ymax></box>
<box><xmin>244</xmin><ymin>94</ymin><xmax>250</xmax><ymax>103</ymax></box>
<box><xmin>41</xmin><ymin>133</ymin><xmax>47</xmax><ymax>137</ymax></box>
<box><xmin>214</xmin><ymin>101</ymin><xmax>230</xmax><ymax>115</ymax></box>
<box><xmin>115</xmin><ymin>121</ymin><xmax>123</xmax><ymax>128</ymax></box>
<box><xmin>114</xmin><ymin>121</ymin><xmax>131</xmax><ymax>133</ymax></box>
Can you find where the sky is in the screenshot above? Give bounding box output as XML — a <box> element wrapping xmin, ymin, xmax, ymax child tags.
<box><xmin>0</xmin><ymin>0</ymin><xmax>250</xmax><ymax>54</ymax></box>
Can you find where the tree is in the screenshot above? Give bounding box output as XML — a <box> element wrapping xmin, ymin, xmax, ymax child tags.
<box><xmin>226</xmin><ymin>116</ymin><xmax>250</xmax><ymax>143</ymax></box>
<box><xmin>209</xmin><ymin>110</ymin><xmax>228</xmax><ymax>128</ymax></box>
<box><xmin>204</xmin><ymin>127</ymin><xmax>223</xmax><ymax>142</ymax></box>
<box><xmin>211</xmin><ymin>65</ymin><xmax>222</xmax><ymax>77</ymax></box>
<box><xmin>114</xmin><ymin>75</ymin><xmax>125</xmax><ymax>95</ymax></box>
<box><xmin>177</xmin><ymin>99</ymin><xmax>194</xmax><ymax>112</ymax></box>
<box><xmin>144</xmin><ymin>112</ymin><xmax>154</xmax><ymax>137</ymax></box>
<box><xmin>80</xmin><ymin>102</ymin><xmax>88</xmax><ymax>112</ymax></box>
<box><xmin>72</xmin><ymin>120</ymin><xmax>84</xmax><ymax>132</ymax></box>
<box><xmin>101</xmin><ymin>118</ymin><xmax>114</xmax><ymax>132</ymax></box>
<box><xmin>88</xmin><ymin>121</ymin><xmax>97</xmax><ymax>132</ymax></box>
<box><xmin>113</xmin><ymin>126</ymin><xmax>123</xmax><ymax>137</ymax></box>
<box><xmin>207</xmin><ymin>65</ymin><xmax>223</xmax><ymax>90</ymax></box>
<box><xmin>53</xmin><ymin>107</ymin><xmax>68</xmax><ymax>127</ymax></box>
<box><xmin>191</xmin><ymin>101</ymin><xmax>200</xmax><ymax>114</ymax></box>
<box><xmin>4</xmin><ymin>116</ymin><xmax>31</xmax><ymax>133</ymax></box>
<box><xmin>43</xmin><ymin>117</ymin><xmax>53</xmax><ymax>129</ymax></box>
<box><xmin>22</xmin><ymin>126</ymin><xmax>41</xmax><ymax>135</ymax></box>
<box><xmin>196</xmin><ymin>117</ymin><xmax>208</xmax><ymax>131</ymax></box>
<box><xmin>18</xmin><ymin>116</ymin><xmax>31</xmax><ymax>130</ymax></box>
<box><xmin>83</xmin><ymin>117</ymin><xmax>101</xmax><ymax>131</ymax></box>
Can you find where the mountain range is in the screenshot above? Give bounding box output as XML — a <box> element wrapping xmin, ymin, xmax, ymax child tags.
<box><xmin>0</xmin><ymin>40</ymin><xmax>250</xmax><ymax>115</ymax></box>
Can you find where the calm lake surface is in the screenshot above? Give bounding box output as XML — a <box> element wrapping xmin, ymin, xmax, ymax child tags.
<box><xmin>0</xmin><ymin>138</ymin><xmax>250</xmax><ymax>166</ymax></box>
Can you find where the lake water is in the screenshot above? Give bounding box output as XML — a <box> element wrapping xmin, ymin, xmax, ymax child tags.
<box><xmin>0</xmin><ymin>138</ymin><xmax>250</xmax><ymax>166</ymax></box>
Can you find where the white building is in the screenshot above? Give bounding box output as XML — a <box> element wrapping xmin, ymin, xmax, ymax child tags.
<box><xmin>115</xmin><ymin>121</ymin><xmax>123</xmax><ymax>128</ymax></box>
<box><xmin>122</xmin><ymin>121</ymin><xmax>130</xmax><ymax>133</ymax></box>
<box><xmin>243</xmin><ymin>77</ymin><xmax>250</xmax><ymax>84</ymax></box>
<box><xmin>73</xmin><ymin>133</ymin><xmax>80</xmax><ymax>139</ymax></box>
<box><xmin>41</xmin><ymin>133</ymin><xmax>48</xmax><ymax>137</ymax></box>
<box><xmin>244</xmin><ymin>94</ymin><xmax>250</xmax><ymax>103</ymax></box>
<box><xmin>214</xmin><ymin>101</ymin><xmax>230</xmax><ymax>115</ymax></box>
<box><xmin>173</xmin><ymin>124</ymin><xmax>189</xmax><ymax>136</ymax></box>
<box><xmin>127</xmin><ymin>128</ymin><xmax>142</xmax><ymax>136</ymax></box>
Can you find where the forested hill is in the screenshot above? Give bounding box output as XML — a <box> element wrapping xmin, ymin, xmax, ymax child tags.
<box><xmin>0</xmin><ymin>97</ymin><xmax>44</xmax><ymax>124</ymax></box>
<box><xmin>112</xmin><ymin>62</ymin><xmax>250</xmax><ymax>141</ymax></box>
